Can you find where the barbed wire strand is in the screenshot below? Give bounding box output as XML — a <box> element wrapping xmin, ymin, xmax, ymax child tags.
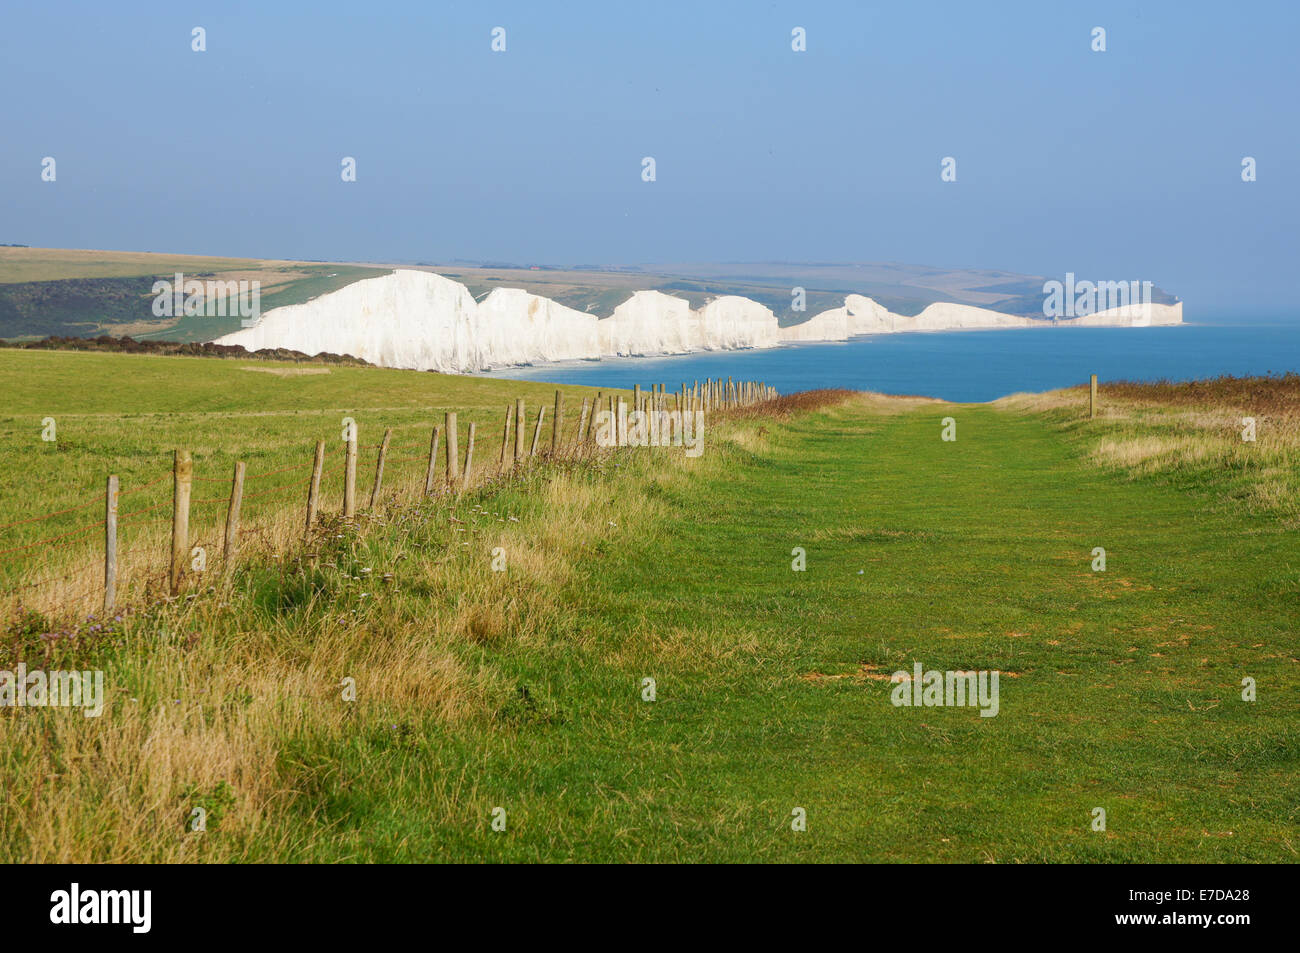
<box><xmin>0</xmin><ymin>520</ymin><xmax>105</xmax><ymax>558</ymax></box>
<box><xmin>0</xmin><ymin>491</ymin><xmax>104</xmax><ymax>531</ymax></box>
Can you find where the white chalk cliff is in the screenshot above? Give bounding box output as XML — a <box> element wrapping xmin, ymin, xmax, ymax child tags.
<box><xmin>216</xmin><ymin>269</ymin><xmax>1182</xmax><ymax>372</ymax></box>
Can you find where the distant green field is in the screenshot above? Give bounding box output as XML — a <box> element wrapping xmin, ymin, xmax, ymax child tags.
<box><xmin>135</xmin><ymin>265</ymin><xmax>385</xmax><ymax>342</ymax></box>
<box><xmin>0</xmin><ymin>247</ymin><xmax>274</xmax><ymax>284</ymax></box>
<box><xmin>0</xmin><ymin>247</ymin><xmax>391</xmax><ymax>342</ymax></box>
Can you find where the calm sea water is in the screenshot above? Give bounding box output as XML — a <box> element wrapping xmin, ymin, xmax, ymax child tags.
<box><xmin>480</xmin><ymin>319</ymin><xmax>1300</xmax><ymax>403</ymax></box>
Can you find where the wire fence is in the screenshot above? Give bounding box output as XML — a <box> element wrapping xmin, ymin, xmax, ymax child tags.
<box><xmin>0</xmin><ymin>379</ymin><xmax>777</xmax><ymax>616</ymax></box>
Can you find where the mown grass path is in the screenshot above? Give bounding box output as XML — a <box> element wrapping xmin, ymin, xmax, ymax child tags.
<box><xmin>300</xmin><ymin>399</ymin><xmax>1297</xmax><ymax>862</ymax></box>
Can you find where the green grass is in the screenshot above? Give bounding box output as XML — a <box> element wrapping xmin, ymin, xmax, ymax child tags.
<box><xmin>0</xmin><ymin>349</ymin><xmax>626</xmax><ymax>595</ymax></box>
<box><xmin>0</xmin><ymin>246</ymin><xmax>392</xmax><ymax>342</ymax></box>
<box><xmin>0</xmin><ymin>353</ymin><xmax>1295</xmax><ymax>862</ymax></box>
<box><xmin>261</xmin><ymin>400</ymin><xmax>1298</xmax><ymax>862</ymax></box>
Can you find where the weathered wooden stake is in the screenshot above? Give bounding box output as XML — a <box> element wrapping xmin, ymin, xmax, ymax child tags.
<box><xmin>463</xmin><ymin>422</ymin><xmax>476</xmax><ymax>489</ymax></box>
<box><xmin>530</xmin><ymin>406</ymin><xmax>546</xmax><ymax>457</ymax></box>
<box><xmin>424</xmin><ymin>427</ymin><xmax>440</xmax><ymax>495</ymax></box>
<box><xmin>224</xmin><ymin>460</ymin><xmax>245</xmax><ymax>568</ymax></box>
<box><xmin>552</xmin><ymin>391</ymin><xmax>564</xmax><ymax>453</ymax></box>
<box><xmin>499</xmin><ymin>404</ymin><xmax>512</xmax><ymax>470</ymax></box>
<box><xmin>576</xmin><ymin>398</ymin><xmax>590</xmax><ymax>449</ymax></box>
<box><xmin>103</xmin><ymin>475</ymin><xmax>118</xmax><ymax>612</ymax></box>
<box><xmin>510</xmin><ymin>398</ymin><xmax>524</xmax><ymax>460</ymax></box>
<box><xmin>370</xmin><ymin>427</ymin><xmax>392</xmax><ymax>507</ymax></box>
<box><xmin>1089</xmin><ymin>374</ymin><xmax>1098</xmax><ymax>419</ymax></box>
<box><xmin>445</xmin><ymin>412</ymin><xmax>460</xmax><ymax>486</ymax></box>
<box><xmin>169</xmin><ymin>449</ymin><xmax>192</xmax><ymax>595</ymax></box>
<box><xmin>343</xmin><ymin>426</ymin><xmax>358</xmax><ymax>518</ymax></box>
<box><xmin>306</xmin><ymin>439</ymin><xmax>325</xmax><ymax>536</ymax></box>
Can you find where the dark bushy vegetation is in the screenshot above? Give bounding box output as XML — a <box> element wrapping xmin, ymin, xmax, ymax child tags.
<box><xmin>0</xmin><ymin>334</ymin><xmax>371</xmax><ymax>366</ymax></box>
<box><xmin>728</xmin><ymin>388</ymin><xmax>856</xmax><ymax>419</ymax></box>
<box><xmin>1102</xmin><ymin>373</ymin><xmax>1300</xmax><ymax>415</ymax></box>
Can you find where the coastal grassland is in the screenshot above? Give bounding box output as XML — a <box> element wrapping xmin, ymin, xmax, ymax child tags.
<box><xmin>134</xmin><ymin>265</ymin><xmax>385</xmax><ymax>343</ymax></box>
<box><xmin>0</xmin><ymin>247</ymin><xmax>278</xmax><ymax>285</ymax></box>
<box><xmin>0</xmin><ymin>246</ymin><xmax>388</xmax><ymax>341</ymax></box>
<box><xmin>1</xmin><ymin>362</ymin><xmax>1295</xmax><ymax>862</ymax></box>
<box><xmin>998</xmin><ymin>374</ymin><xmax>1300</xmax><ymax>524</ymax></box>
<box><xmin>0</xmin><ymin>348</ymin><xmax>629</xmax><ymax>616</ymax></box>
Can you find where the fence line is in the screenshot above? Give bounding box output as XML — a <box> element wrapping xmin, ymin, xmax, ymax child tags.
<box><xmin>2</xmin><ymin>379</ymin><xmax>780</xmax><ymax>615</ymax></box>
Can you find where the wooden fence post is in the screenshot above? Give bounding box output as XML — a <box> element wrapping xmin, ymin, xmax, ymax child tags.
<box><xmin>445</xmin><ymin>412</ymin><xmax>460</xmax><ymax>487</ymax></box>
<box><xmin>169</xmin><ymin>449</ymin><xmax>192</xmax><ymax>595</ymax></box>
<box><xmin>103</xmin><ymin>475</ymin><xmax>118</xmax><ymax>613</ymax></box>
<box><xmin>463</xmin><ymin>422</ymin><xmax>476</xmax><ymax>489</ymax></box>
<box><xmin>617</xmin><ymin>399</ymin><xmax>627</xmax><ymax>447</ymax></box>
<box><xmin>576</xmin><ymin>398</ymin><xmax>590</xmax><ymax>450</ymax></box>
<box><xmin>499</xmin><ymin>404</ymin><xmax>512</xmax><ymax>471</ymax></box>
<box><xmin>530</xmin><ymin>405</ymin><xmax>546</xmax><ymax>457</ymax></box>
<box><xmin>1089</xmin><ymin>374</ymin><xmax>1098</xmax><ymax>419</ymax></box>
<box><xmin>369</xmin><ymin>428</ymin><xmax>392</xmax><ymax>508</ymax></box>
<box><xmin>344</xmin><ymin>425</ymin><xmax>358</xmax><ymax>518</ymax></box>
<box><xmin>588</xmin><ymin>393</ymin><xmax>601</xmax><ymax>443</ymax></box>
<box><xmin>515</xmin><ymin>398</ymin><xmax>527</xmax><ymax>461</ymax></box>
<box><xmin>306</xmin><ymin>440</ymin><xmax>324</xmax><ymax>538</ymax></box>
<box><xmin>552</xmin><ymin>391</ymin><xmax>564</xmax><ymax>453</ymax></box>
<box><xmin>224</xmin><ymin>460</ymin><xmax>245</xmax><ymax>569</ymax></box>
<box><xmin>424</xmin><ymin>427</ymin><xmax>440</xmax><ymax>495</ymax></box>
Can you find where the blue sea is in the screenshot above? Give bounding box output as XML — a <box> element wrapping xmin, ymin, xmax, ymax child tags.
<box><xmin>480</xmin><ymin>318</ymin><xmax>1300</xmax><ymax>403</ymax></box>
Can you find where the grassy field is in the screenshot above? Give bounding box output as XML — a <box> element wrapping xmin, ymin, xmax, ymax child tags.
<box><xmin>0</xmin><ymin>349</ymin><xmax>630</xmax><ymax>611</ymax></box>
<box><xmin>0</xmin><ymin>248</ymin><xmax>283</xmax><ymax>285</ymax></box>
<box><xmin>0</xmin><ymin>354</ymin><xmax>1296</xmax><ymax>862</ymax></box>
<box><xmin>0</xmin><ymin>247</ymin><xmax>390</xmax><ymax>342</ymax></box>
<box><xmin>1000</xmin><ymin>374</ymin><xmax>1300</xmax><ymax>525</ymax></box>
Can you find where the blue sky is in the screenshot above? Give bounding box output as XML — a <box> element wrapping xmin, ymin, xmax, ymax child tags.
<box><xmin>3</xmin><ymin>0</ymin><xmax>1296</xmax><ymax>313</ymax></box>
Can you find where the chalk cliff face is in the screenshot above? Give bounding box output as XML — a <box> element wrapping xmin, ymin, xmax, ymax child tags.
<box><xmin>906</xmin><ymin>302</ymin><xmax>1037</xmax><ymax>332</ymax></box>
<box><xmin>477</xmin><ymin>288</ymin><xmax>598</xmax><ymax>365</ymax></box>
<box><xmin>1061</xmin><ymin>301</ymin><xmax>1183</xmax><ymax>327</ymax></box>
<box><xmin>597</xmin><ymin>291</ymin><xmax>697</xmax><ymax>356</ymax></box>
<box><xmin>216</xmin><ymin>268</ymin><xmax>1182</xmax><ymax>372</ymax></box>
<box><xmin>778</xmin><ymin>306</ymin><xmax>852</xmax><ymax>342</ymax></box>
<box><xmin>217</xmin><ymin>270</ymin><xmax>485</xmax><ymax>372</ymax></box>
<box><xmin>847</xmin><ymin>294</ymin><xmax>900</xmax><ymax>334</ymax></box>
<box><xmin>695</xmin><ymin>296</ymin><xmax>781</xmax><ymax>350</ymax></box>
<box><xmin>774</xmin><ymin>298</ymin><xmax>1185</xmax><ymax>341</ymax></box>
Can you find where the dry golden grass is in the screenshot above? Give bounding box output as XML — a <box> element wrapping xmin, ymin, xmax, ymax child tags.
<box><xmin>0</xmin><ymin>398</ymin><xmax>759</xmax><ymax>862</ymax></box>
<box><xmin>0</xmin><ymin>447</ymin><xmax>657</xmax><ymax>861</ymax></box>
<box><xmin>849</xmin><ymin>391</ymin><xmax>947</xmax><ymax>414</ymax></box>
<box><xmin>0</xmin><ymin>403</ymin><xmax>622</xmax><ymax>623</ymax></box>
<box><xmin>998</xmin><ymin>377</ymin><xmax>1300</xmax><ymax>523</ymax></box>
